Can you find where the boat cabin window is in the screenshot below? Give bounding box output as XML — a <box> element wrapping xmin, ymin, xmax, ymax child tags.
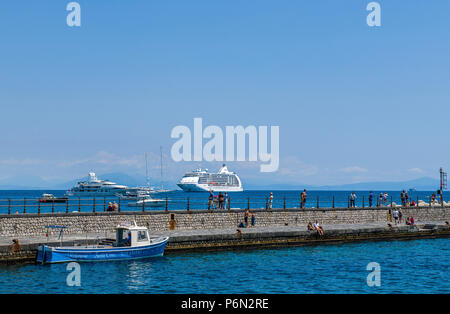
<box><xmin>137</xmin><ymin>230</ymin><xmax>148</xmax><ymax>242</ymax></box>
<box><xmin>116</xmin><ymin>228</ymin><xmax>131</xmax><ymax>247</ymax></box>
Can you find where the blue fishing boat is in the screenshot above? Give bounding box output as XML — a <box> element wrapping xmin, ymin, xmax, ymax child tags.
<box><xmin>36</xmin><ymin>222</ymin><xmax>169</xmax><ymax>264</ymax></box>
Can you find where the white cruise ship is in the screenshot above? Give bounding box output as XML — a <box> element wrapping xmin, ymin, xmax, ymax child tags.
<box><xmin>177</xmin><ymin>165</ymin><xmax>243</xmax><ymax>192</ymax></box>
<box><xmin>66</xmin><ymin>172</ymin><xmax>129</xmax><ymax>197</ymax></box>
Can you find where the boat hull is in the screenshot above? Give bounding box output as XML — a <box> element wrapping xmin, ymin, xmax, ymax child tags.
<box><xmin>127</xmin><ymin>200</ymin><xmax>166</xmax><ymax>207</ymax></box>
<box><xmin>36</xmin><ymin>237</ymin><xmax>169</xmax><ymax>264</ymax></box>
<box><xmin>39</xmin><ymin>198</ymin><xmax>68</xmax><ymax>203</ymax></box>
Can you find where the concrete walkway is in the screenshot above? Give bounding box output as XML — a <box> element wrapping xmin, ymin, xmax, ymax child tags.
<box><xmin>2</xmin><ymin>220</ymin><xmax>447</xmax><ymax>248</ymax></box>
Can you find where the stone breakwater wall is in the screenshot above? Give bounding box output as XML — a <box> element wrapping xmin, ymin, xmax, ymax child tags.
<box><xmin>0</xmin><ymin>206</ymin><xmax>449</xmax><ymax>237</ymax></box>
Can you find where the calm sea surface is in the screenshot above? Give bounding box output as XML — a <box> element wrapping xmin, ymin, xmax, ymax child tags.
<box><xmin>0</xmin><ymin>238</ymin><xmax>449</xmax><ymax>294</ymax></box>
<box><xmin>0</xmin><ymin>190</ymin><xmax>448</xmax><ymax>214</ymax></box>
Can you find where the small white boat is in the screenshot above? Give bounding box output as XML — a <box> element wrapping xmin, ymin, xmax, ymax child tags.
<box><xmin>116</xmin><ymin>190</ymin><xmax>151</xmax><ymax>200</ymax></box>
<box><xmin>128</xmin><ymin>197</ymin><xmax>166</xmax><ymax>208</ymax></box>
<box><xmin>38</xmin><ymin>194</ymin><xmax>68</xmax><ymax>203</ymax></box>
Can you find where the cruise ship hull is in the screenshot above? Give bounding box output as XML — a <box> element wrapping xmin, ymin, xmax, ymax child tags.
<box><xmin>177</xmin><ymin>183</ymin><xmax>243</xmax><ymax>192</ymax></box>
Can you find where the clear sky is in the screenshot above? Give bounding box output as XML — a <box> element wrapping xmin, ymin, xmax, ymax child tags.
<box><xmin>0</xmin><ymin>0</ymin><xmax>450</xmax><ymax>187</ymax></box>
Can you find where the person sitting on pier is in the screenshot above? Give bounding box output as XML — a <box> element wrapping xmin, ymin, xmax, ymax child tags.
<box><xmin>313</xmin><ymin>220</ymin><xmax>324</xmax><ymax>236</ymax></box>
<box><xmin>112</xmin><ymin>201</ymin><xmax>118</xmax><ymax>212</ymax></box>
<box><xmin>431</xmin><ymin>192</ymin><xmax>436</xmax><ymax>203</ymax></box>
<box><xmin>307</xmin><ymin>222</ymin><xmax>314</xmax><ymax>231</ymax></box>
<box><xmin>107</xmin><ymin>202</ymin><xmax>114</xmax><ymax>212</ymax></box>
<box><xmin>10</xmin><ymin>239</ymin><xmax>21</xmax><ymax>253</ymax></box>
<box><xmin>406</xmin><ymin>217</ymin><xmax>411</xmax><ymax>225</ymax></box>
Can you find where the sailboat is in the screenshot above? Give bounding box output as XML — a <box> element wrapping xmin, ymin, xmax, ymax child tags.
<box><xmin>151</xmin><ymin>146</ymin><xmax>174</xmax><ymax>193</ymax></box>
<box><xmin>127</xmin><ymin>153</ymin><xmax>165</xmax><ymax>206</ymax></box>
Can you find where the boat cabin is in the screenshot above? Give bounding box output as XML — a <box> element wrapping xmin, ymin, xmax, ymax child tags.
<box><xmin>115</xmin><ymin>223</ymin><xmax>151</xmax><ymax>247</ymax></box>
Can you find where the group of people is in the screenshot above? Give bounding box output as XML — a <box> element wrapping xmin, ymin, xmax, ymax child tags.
<box><xmin>366</xmin><ymin>191</ymin><xmax>416</xmax><ymax>208</ymax></box>
<box><xmin>392</xmin><ymin>208</ymin><xmax>415</xmax><ymax>226</ymax></box>
<box><xmin>208</xmin><ymin>191</ymin><xmax>229</xmax><ymax>210</ymax></box>
<box><xmin>307</xmin><ymin>220</ymin><xmax>324</xmax><ymax>236</ymax></box>
<box><xmin>367</xmin><ymin>191</ymin><xmax>391</xmax><ymax>207</ymax></box>
<box><xmin>400</xmin><ymin>190</ymin><xmax>410</xmax><ymax>206</ymax></box>
<box><xmin>106</xmin><ymin>201</ymin><xmax>119</xmax><ymax>212</ymax></box>
<box><xmin>238</xmin><ymin>209</ymin><xmax>255</xmax><ymax>228</ymax></box>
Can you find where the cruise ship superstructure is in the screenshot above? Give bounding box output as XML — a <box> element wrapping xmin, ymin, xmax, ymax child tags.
<box><xmin>177</xmin><ymin>165</ymin><xmax>243</xmax><ymax>192</ymax></box>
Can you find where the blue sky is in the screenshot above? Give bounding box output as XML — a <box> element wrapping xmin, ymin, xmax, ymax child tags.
<box><xmin>0</xmin><ymin>1</ymin><xmax>450</xmax><ymax>187</ymax></box>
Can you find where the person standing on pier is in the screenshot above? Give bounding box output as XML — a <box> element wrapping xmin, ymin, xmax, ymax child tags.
<box><xmin>218</xmin><ymin>192</ymin><xmax>224</xmax><ymax>209</ymax></box>
<box><xmin>350</xmin><ymin>192</ymin><xmax>357</xmax><ymax>208</ymax></box>
<box><xmin>268</xmin><ymin>192</ymin><xmax>273</xmax><ymax>209</ymax></box>
<box><xmin>208</xmin><ymin>190</ymin><xmax>214</xmax><ymax>210</ymax></box>
<box><xmin>301</xmin><ymin>189</ymin><xmax>307</xmax><ymax>208</ymax></box>
<box><xmin>369</xmin><ymin>191</ymin><xmax>374</xmax><ymax>207</ymax></box>
<box><xmin>224</xmin><ymin>192</ymin><xmax>229</xmax><ymax>210</ymax></box>
<box><xmin>383</xmin><ymin>192</ymin><xmax>389</xmax><ymax>206</ymax></box>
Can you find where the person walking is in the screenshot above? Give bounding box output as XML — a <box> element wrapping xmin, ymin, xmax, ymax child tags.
<box><xmin>393</xmin><ymin>209</ymin><xmax>399</xmax><ymax>225</ymax></box>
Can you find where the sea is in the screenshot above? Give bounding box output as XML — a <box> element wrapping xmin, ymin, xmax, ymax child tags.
<box><xmin>0</xmin><ymin>190</ymin><xmax>449</xmax><ymax>294</ymax></box>
<box><xmin>0</xmin><ymin>189</ymin><xmax>448</xmax><ymax>214</ymax></box>
<box><xmin>0</xmin><ymin>238</ymin><xmax>449</xmax><ymax>294</ymax></box>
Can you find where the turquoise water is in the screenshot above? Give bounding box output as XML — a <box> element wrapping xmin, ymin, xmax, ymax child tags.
<box><xmin>1</xmin><ymin>190</ymin><xmax>448</xmax><ymax>214</ymax></box>
<box><xmin>1</xmin><ymin>238</ymin><xmax>449</xmax><ymax>294</ymax></box>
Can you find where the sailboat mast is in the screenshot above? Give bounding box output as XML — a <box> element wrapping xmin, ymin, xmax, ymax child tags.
<box><xmin>160</xmin><ymin>146</ymin><xmax>164</xmax><ymax>190</ymax></box>
<box><xmin>145</xmin><ymin>152</ymin><xmax>149</xmax><ymax>188</ymax></box>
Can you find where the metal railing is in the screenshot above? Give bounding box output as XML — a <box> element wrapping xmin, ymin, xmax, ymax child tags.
<box><xmin>0</xmin><ymin>193</ymin><xmax>447</xmax><ymax>215</ymax></box>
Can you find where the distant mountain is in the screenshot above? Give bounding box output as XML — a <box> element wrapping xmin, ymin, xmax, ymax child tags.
<box><xmin>0</xmin><ymin>173</ymin><xmax>440</xmax><ymax>191</ymax></box>
<box><xmin>244</xmin><ymin>177</ymin><xmax>441</xmax><ymax>191</ymax></box>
